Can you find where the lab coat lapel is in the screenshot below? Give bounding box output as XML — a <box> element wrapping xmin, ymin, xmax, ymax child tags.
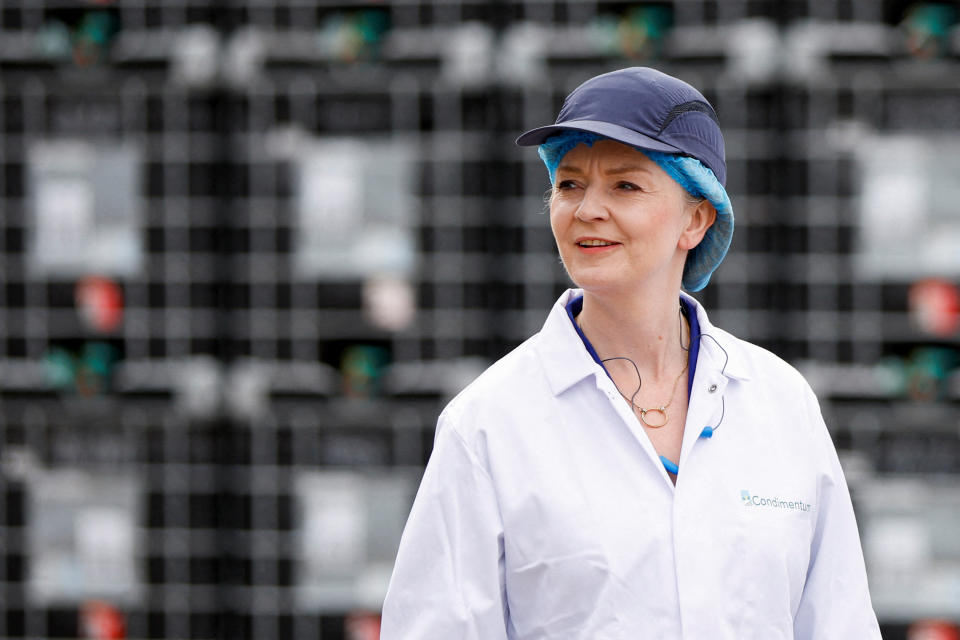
<box><xmin>676</xmin><ymin>295</ymin><xmax>748</xmax><ymax>475</ymax></box>
<box><xmin>537</xmin><ymin>290</ymin><xmax>678</xmax><ymax>487</ymax></box>
<box><xmin>678</xmin><ymin>354</ymin><xmax>728</xmax><ymax>474</ymax></box>
<box><xmin>592</xmin><ymin>371</ymin><xmax>677</xmax><ymax>487</ymax></box>
<box><xmin>536</xmin><ymin>290</ymin><xmax>603</xmax><ymax>396</ymax></box>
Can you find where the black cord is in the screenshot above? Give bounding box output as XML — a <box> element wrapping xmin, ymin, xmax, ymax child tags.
<box><xmin>600</xmin><ymin>356</ymin><xmax>642</xmax><ymax>409</ymax></box>
<box><xmin>598</xmin><ymin>305</ymin><xmax>686</xmax><ymax>412</ymax></box>
<box><xmin>689</xmin><ymin>332</ymin><xmax>730</xmax><ymax>435</ymax></box>
<box><xmin>599</xmin><ymin>331</ymin><xmax>729</xmax><ymax>439</ymax></box>
<box><xmin>695</xmin><ymin>333</ymin><xmax>729</xmax><ymax>375</ymax></box>
<box><xmin>591</xmin><ymin>306</ymin><xmax>729</xmax><ymax>435</ymax></box>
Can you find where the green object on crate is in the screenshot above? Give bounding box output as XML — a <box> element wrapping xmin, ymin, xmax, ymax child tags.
<box><xmin>43</xmin><ymin>347</ymin><xmax>77</xmax><ymax>390</ymax></box>
<box><xmin>78</xmin><ymin>11</ymin><xmax>119</xmax><ymax>47</ymax></box>
<box><xmin>902</xmin><ymin>2</ymin><xmax>959</xmax><ymax>58</ymax></box>
<box><xmin>41</xmin><ymin>342</ymin><xmax>120</xmax><ymax>395</ymax></box>
<box><xmin>341</xmin><ymin>345</ymin><xmax>390</xmax><ymax>398</ymax></box>
<box><xmin>906</xmin><ymin>346</ymin><xmax>958</xmax><ymax>402</ymax></box>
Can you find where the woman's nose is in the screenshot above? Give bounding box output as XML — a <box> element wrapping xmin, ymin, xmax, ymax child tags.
<box><xmin>574</xmin><ymin>186</ymin><xmax>610</xmax><ymax>222</ymax></box>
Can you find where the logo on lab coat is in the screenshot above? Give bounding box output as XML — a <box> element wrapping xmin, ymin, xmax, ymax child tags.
<box><xmin>740</xmin><ymin>490</ymin><xmax>811</xmax><ymax>512</ymax></box>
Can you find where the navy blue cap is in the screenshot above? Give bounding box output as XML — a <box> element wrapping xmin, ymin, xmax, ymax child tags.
<box><xmin>515</xmin><ymin>67</ymin><xmax>726</xmax><ymax>186</ymax></box>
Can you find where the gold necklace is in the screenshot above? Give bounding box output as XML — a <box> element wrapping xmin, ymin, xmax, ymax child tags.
<box><xmin>617</xmin><ymin>361</ymin><xmax>687</xmax><ymax>428</ymax></box>
<box><xmin>581</xmin><ymin>306</ymin><xmax>689</xmax><ymax>429</ymax></box>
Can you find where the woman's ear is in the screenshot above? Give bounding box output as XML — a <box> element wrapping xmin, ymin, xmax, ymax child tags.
<box><xmin>679</xmin><ymin>199</ymin><xmax>717</xmax><ymax>250</ymax></box>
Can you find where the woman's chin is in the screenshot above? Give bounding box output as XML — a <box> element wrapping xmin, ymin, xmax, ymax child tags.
<box><xmin>568</xmin><ymin>273</ymin><xmax>633</xmax><ymax>295</ymax></box>
<box><xmin>569</xmin><ymin>269</ymin><xmax>675</xmax><ymax>297</ymax></box>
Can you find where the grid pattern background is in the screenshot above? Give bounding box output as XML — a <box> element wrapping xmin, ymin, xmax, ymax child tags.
<box><xmin>2</xmin><ymin>1</ymin><xmax>960</xmax><ymax>638</ymax></box>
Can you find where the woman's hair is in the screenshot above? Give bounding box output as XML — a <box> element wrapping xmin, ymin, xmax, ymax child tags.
<box><xmin>540</xmin><ymin>131</ymin><xmax>704</xmax><ymax>201</ymax></box>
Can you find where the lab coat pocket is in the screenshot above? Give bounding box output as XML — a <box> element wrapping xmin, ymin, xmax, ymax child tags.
<box><xmin>735</xmin><ymin>501</ymin><xmax>814</xmax><ymax>636</ymax></box>
<box><xmin>506</xmin><ymin>550</ymin><xmax>621</xmax><ymax>640</ymax></box>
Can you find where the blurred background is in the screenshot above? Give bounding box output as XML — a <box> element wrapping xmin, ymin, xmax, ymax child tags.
<box><xmin>1</xmin><ymin>0</ymin><xmax>960</xmax><ymax>639</ymax></box>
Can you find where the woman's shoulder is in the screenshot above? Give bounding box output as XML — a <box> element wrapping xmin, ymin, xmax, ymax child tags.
<box><xmin>708</xmin><ymin>325</ymin><xmax>811</xmax><ymax>391</ymax></box>
<box><xmin>692</xmin><ymin>297</ymin><xmax>809</xmax><ymax>392</ymax></box>
<box><xmin>439</xmin><ymin>333</ymin><xmax>553</xmax><ymax>432</ymax></box>
<box><xmin>448</xmin><ymin>334</ymin><xmax>548</xmax><ymax>407</ymax></box>
<box><xmin>708</xmin><ymin>327</ymin><xmax>829</xmax><ymax>442</ymax></box>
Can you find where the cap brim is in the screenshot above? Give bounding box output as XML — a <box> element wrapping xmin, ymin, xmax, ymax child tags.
<box><xmin>515</xmin><ymin>120</ymin><xmax>683</xmax><ymax>156</ymax></box>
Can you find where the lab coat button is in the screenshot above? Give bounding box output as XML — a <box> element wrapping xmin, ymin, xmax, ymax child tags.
<box><xmin>708</xmin><ymin>384</ymin><xmax>718</xmax><ymax>393</ymax></box>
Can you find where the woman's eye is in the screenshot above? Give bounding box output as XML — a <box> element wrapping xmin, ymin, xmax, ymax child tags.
<box><xmin>616</xmin><ymin>181</ymin><xmax>642</xmax><ymax>191</ymax></box>
<box><xmin>556</xmin><ymin>180</ymin><xmax>579</xmax><ymax>190</ymax></box>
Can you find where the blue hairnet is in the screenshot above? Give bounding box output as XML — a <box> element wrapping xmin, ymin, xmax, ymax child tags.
<box><xmin>538</xmin><ymin>130</ymin><xmax>734</xmax><ymax>292</ymax></box>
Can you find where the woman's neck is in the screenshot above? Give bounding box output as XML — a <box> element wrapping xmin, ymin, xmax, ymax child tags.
<box><xmin>576</xmin><ymin>287</ymin><xmax>688</xmax><ymax>379</ymax></box>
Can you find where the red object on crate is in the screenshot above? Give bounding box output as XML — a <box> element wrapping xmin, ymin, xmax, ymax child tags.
<box><xmin>80</xmin><ymin>600</ymin><xmax>126</xmax><ymax>640</ymax></box>
<box><xmin>345</xmin><ymin>611</ymin><xmax>381</xmax><ymax>640</ymax></box>
<box><xmin>908</xmin><ymin>619</ymin><xmax>960</xmax><ymax>640</ymax></box>
<box><xmin>75</xmin><ymin>276</ymin><xmax>124</xmax><ymax>333</ymax></box>
<box><xmin>908</xmin><ymin>278</ymin><xmax>960</xmax><ymax>337</ymax></box>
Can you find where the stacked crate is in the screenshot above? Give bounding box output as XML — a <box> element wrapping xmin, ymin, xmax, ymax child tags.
<box><xmin>1</xmin><ymin>1</ymin><xmax>959</xmax><ymax>638</ymax></box>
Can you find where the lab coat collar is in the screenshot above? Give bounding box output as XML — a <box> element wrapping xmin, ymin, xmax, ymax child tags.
<box><xmin>680</xmin><ymin>291</ymin><xmax>751</xmax><ymax>383</ymax></box>
<box><xmin>536</xmin><ymin>289</ymin><xmax>750</xmax><ymax>397</ymax></box>
<box><xmin>535</xmin><ymin>290</ymin><xmax>604</xmax><ymax>396</ymax></box>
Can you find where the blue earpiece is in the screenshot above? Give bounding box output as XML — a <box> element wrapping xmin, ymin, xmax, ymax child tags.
<box><xmin>700</xmin><ymin>426</ymin><xmax>714</xmax><ymax>438</ymax></box>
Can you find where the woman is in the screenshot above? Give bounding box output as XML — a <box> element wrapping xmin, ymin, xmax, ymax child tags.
<box><xmin>381</xmin><ymin>67</ymin><xmax>880</xmax><ymax>639</ymax></box>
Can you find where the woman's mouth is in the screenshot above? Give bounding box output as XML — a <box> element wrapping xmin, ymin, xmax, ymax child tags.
<box><xmin>576</xmin><ymin>238</ymin><xmax>620</xmax><ymax>252</ymax></box>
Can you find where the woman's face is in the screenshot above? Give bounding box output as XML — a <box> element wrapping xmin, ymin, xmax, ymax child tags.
<box><xmin>549</xmin><ymin>139</ymin><xmax>704</xmax><ymax>296</ymax></box>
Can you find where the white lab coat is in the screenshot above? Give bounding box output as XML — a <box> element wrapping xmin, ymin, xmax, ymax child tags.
<box><xmin>381</xmin><ymin>289</ymin><xmax>881</xmax><ymax>639</ymax></box>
